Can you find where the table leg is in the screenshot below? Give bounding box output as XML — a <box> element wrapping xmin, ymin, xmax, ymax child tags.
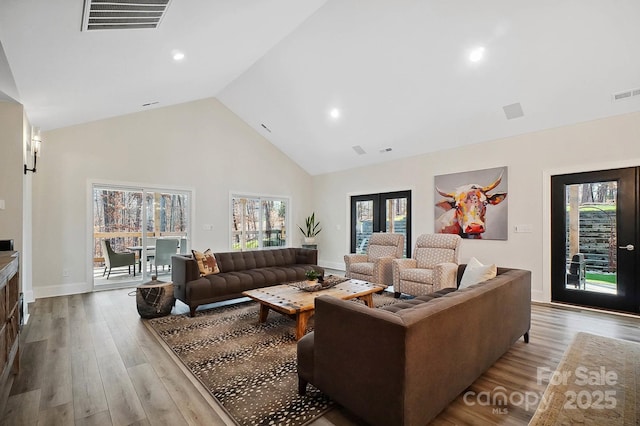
<box><xmin>295</xmin><ymin>311</ymin><xmax>314</xmax><ymax>340</ymax></box>
<box><xmin>360</xmin><ymin>294</ymin><xmax>374</xmax><ymax>307</ymax></box>
<box><xmin>258</xmin><ymin>304</ymin><xmax>270</xmax><ymax>323</ymax></box>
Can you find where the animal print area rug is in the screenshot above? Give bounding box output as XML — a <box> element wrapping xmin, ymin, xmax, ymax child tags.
<box><xmin>146</xmin><ymin>291</ymin><xmax>403</xmax><ymax>426</ymax></box>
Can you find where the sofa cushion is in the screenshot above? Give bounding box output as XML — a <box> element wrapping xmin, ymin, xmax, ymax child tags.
<box><xmin>399</xmin><ymin>268</ymin><xmax>433</xmax><ymax>284</ymax></box>
<box><xmin>380</xmin><ymin>287</ymin><xmax>456</xmax><ymax>313</ymax></box>
<box><xmin>192</xmin><ymin>249</ymin><xmax>220</xmax><ymax>276</ymax></box>
<box><xmin>459</xmin><ymin>257</ymin><xmax>496</xmax><ymax>289</ymax></box>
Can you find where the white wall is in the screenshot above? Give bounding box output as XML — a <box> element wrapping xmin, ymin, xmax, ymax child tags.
<box><xmin>29</xmin><ymin>98</ymin><xmax>640</xmax><ymax>301</ymax></box>
<box><xmin>33</xmin><ymin>97</ymin><xmax>313</xmax><ymax>298</ymax></box>
<box><xmin>312</xmin><ymin>111</ymin><xmax>640</xmax><ymax>302</ymax></box>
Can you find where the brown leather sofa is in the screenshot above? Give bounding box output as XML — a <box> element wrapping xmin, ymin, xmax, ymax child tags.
<box><xmin>297</xmin><ymin>265</ymin><xmax>531</xmax><ymax>426</ymax></box>
<box><xmin>171</xmin><ymin>248</ymin><xmax>323</xmax><ymax>316</ymax></box>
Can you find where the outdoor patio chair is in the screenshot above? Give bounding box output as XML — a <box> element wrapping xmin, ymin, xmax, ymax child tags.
<box><xmin>101</xmin><ymin>239</ymin><xmax>136</xmax><ymax>279</ymax></box>
<box><xmin>392</xmin><ymin>233</ymin><xmax>461</xmax><ymax>297</ymax></box>
<box><xmin>152</xmin><ymin>239</ymin><xmax>179</xmax><ymax>275</ymax></box>
<box><xmin>344</xmin><ymin>232</ymin><xmax>405</xmax><ymax>286</ymax></box>
<box><xmin>566</xmin><ymin>253</ymin><xmax>586</xmax><ymax>289</ymax></box>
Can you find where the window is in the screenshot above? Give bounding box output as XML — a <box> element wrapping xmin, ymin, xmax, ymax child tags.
<box><xmin>231</xmin><ymin>195</ymin><xmax>289</xmax><ymax>250</ymax></box>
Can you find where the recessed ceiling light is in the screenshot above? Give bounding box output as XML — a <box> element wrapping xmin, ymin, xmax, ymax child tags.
<box><xmin>469</xmin><ymin>46</ymin><xmax>485</xmax><ymax>63</ymax></box>
<box><xmin>329</xmin><ymin>108</ymin><xmax>340</xmax><ymax>119</ymax></box>
<box><xmin>172</xmin><ymin>51</ymin><xmax>185</xmax><ymax>61</ymax></box>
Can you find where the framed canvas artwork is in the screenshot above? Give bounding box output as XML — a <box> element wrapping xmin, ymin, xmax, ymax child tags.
<box><xmin>434</xmin><ymin>166</ymin><xmax>508</xmax><ymax>240</ymax></box>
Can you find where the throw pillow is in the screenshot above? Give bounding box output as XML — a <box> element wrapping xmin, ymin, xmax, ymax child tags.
<box><xmin>459</xmin><ymin>257</ymin><xmax>497</xmax><ymax>289</ymax></box>
<box><xmin>192</xmin><ymin>249</ymin><xmax>220</xmax><ymax>276</ymax></box>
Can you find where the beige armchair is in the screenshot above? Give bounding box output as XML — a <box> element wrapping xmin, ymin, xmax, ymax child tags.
<box><xmin>392</xmin><ymin>234</ymin><xmax>461</xmax><ymax>297</ymax></box>
<box><xmin>344</xmin><ymin>232</ymin><xmax>405</xmax><ymax>286</ymax></box>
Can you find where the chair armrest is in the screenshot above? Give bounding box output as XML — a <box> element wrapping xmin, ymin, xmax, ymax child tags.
<box><xmin>372</xmin><ymin>256</ymin><xmax>395</xmax><ymax>286</ymax></box>
<box><xmin>344</xmin><ymin>254</ymin><xmax>368</xmax><ymax>264</ymax></box>
<box><xmin>392</xmin><ymin>258</ymin><xmax>417</xmax><ymax>270</ymax></box>
<box><xmin>344</xmin><ymin>254</ymin><xmax>368</xmax><ymax>275</ymax></box>
<box><xmin>392</xmin><ymin>258</ymin><xmax>417</xmax><ymax>286</ymax></box>
<box><xmin>433</xmin><ymin>262</ymin><xmax>459</xmax><ymax>290</ymax></box>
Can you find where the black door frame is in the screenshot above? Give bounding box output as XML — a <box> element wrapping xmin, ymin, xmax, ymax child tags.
<box><xmin>550</xmin><ymin>167</ymin><xmax>639</xmax><ymax>313</ymax></box>
<box><xmin>350</xmin><ymin>190</ymin><xmax>412</xmax><ymax>257</ymax></box>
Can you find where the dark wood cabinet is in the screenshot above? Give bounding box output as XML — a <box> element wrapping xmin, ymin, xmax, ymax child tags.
<box><xmin>0</xmin><ymin>251</ymin><xmax>19</xmax><ymax>387</ymax></box>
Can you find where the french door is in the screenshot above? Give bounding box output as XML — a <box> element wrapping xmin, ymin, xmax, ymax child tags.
<box><xmin>350</xmin><ymin>190</ymin><xmax>411</xmax><ymax>257</ymax></box>
<box><xmin>551</xmin><ymin>167</ymin><xmax>639</xmax><ymax>313</ymax></box>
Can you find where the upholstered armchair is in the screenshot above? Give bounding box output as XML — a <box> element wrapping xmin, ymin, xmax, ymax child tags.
<box><xmin>101</xmin><ymin>239</ymin><xmax>136</xmax><ymax>279</ymax></box>
<box><xmin>392</xmin><ymin>234</ymin><xmax>461</xmax><ymax>297</ymax></box>
<box><xmin>344</xmin><ymin>232</ymin><xmax>405</xmax><ymax>286</ymax></box>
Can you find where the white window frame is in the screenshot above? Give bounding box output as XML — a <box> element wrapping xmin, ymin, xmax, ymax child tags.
<box><xmin>230</xmin><ymin>193</ymin><xmax>290</xmax><ymax>251</ymax></box>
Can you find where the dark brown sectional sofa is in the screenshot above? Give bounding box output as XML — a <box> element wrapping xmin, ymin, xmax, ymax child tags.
<box><xmin>171</xmin><ymin>248</ymin><xmax>323</xmax><ymax>316</ymax></box>
<box><xmin>297</xmin><ymin>265</ymin><xmax>531</xmax><ymax>426</ymax></box>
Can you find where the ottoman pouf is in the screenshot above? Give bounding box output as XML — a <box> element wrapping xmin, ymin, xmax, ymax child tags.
<box><xmin>135</xmin><ymin>276</ymin><xmax>175</xmax><ymax>319</ymax></box>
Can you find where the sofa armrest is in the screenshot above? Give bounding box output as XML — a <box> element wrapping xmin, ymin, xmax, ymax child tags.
<box><xmin>295</xmin><ymin>248</ymin><xmax>318</xmax><ymax>265</ymax></box>
<box><xmin>171</xmin><ymin>254</ymin><xmax>201</xmax><ymax>303</ymax></box>
<box><xmin>312</xmin><ymin>295</ymin><xmax>406</xmax><ymax>425</ymax></box>
<box><xmin>433</xmin><ymin>262</ymin><xmax>459</xmax><ymax>290</ymax></box>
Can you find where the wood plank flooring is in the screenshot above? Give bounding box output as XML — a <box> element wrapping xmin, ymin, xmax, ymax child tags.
<box><xmin>1</xmin><ymin>288</ymin><xmax>639</xmax><ymax>425</ymax></box>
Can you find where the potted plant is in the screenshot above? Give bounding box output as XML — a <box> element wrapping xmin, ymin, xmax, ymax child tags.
<box><xmin>299</xmin><ymin>212</ymin><xmax>322</xmax><ymax>244</ymax></box>
<box><xmin>305</xmin><ymin>269</ymin><xmax>320</xmax><ymax>284</ymax></box>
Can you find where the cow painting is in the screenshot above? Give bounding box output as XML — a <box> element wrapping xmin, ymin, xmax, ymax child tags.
<box><xmin>434</xmin><ymin>168</ymin><xmax>508</xmax><ymax>240</ymax></box>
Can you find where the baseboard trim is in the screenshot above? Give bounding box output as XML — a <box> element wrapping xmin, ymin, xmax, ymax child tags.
<box><xmin>319</xmin><ymin>260</ymin><xmax>345</xmax><ymax>271</ymax></box>
<box><xmin>33</xmin><ymin>281</ymin><xmax>92</xmax><ymax>299</ymax></box>
<box><xmin>531</xmin><ymin>289</ymin><xmax>548</xmax><ymax>303</ymax></box>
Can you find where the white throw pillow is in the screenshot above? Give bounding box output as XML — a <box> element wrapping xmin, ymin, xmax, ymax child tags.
<box><xmin>459</xmin><ymin>257</ymin><xmax>497</xmax><ymax>289</ymax></box>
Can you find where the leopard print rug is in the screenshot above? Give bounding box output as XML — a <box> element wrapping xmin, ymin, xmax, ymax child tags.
<box><xmin>146</xmin><ymin>291</ymin><xmax>403</xmax><ymax>425</ymax></box>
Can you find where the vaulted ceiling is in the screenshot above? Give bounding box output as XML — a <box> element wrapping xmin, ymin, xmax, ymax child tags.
<box><xmin>1</xmin><ymin>1</ymin><xmax>639</xmax><ymax>175</ymax></box>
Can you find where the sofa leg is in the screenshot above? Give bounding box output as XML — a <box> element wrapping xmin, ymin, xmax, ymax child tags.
<box><xmin>524</xmin><ymin>332</ymin><xmax>529</xmax><ymax>343</ymax></box>
<box><xmin>394</xmin><ymin>292</ymin><xmax>401</xmax><ymax>298</ymax></box>
<box><xmin>298</xmin><ymin>377</ymin><xmax>308</xmax><ymax>395</ymax></box>
<box><xmin>189</xmin><ymin>306</ymin><xmax>197</xmax><ymax>317</ymax></box>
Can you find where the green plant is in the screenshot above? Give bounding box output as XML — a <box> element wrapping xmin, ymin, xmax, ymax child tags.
<box><xmin>305</xmin><ymin>269</ymin><xmax>320</xmax><ymax>281</ymax></box>
<box><xmin>298</xmin><ymin>212</ymin><xmax>322</xmax><ymax>238</ymax></box>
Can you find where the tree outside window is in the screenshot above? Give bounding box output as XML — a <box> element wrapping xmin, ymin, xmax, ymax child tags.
<box><xmin>231</xmin><ymin>195</ymin><xmax>288</xmax><ymax>250</ymax></box>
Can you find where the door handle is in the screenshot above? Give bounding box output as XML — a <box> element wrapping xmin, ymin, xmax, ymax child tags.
<box><xmin>618</xmin><ymin>244</ymin><xmax>635</xmax><ymax>251</ymax></box>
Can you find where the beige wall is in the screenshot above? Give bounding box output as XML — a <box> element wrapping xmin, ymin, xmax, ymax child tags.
<box><xmin>0</xmin><ymin>101</ymin><xmax>24</xmax><ymax>252</ymax></box>
<box><xmin>30</xmin><ymin>97</ymin><xmax>640</xmax><ymax>301</ymax></box>
<box><xmin>311</xmin><ymin>111</ymin><xmax>640</xmax><ymax>302</ymax></box>
<box><xmin>34</xmin><ymin>97</ymin><xmax>313</xmax><ymax>297</ymax></box>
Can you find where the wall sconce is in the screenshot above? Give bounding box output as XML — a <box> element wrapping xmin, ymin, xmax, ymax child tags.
<box><xmin>24</xmin><ymin>128</ymin><xmax>42</xmax><ymax>174</ymax></box>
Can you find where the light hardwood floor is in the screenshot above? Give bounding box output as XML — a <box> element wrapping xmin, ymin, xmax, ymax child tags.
<box><xmin>1</xmin><ymin>288</ymin><xmax>639</xmax><ymax>425</ymax></box>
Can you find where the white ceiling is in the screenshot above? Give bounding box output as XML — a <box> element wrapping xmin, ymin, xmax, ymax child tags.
<box><xmin>2</xmin><ymin>0</ymin><xmax>640</xmax><ymax>175</ymax></box>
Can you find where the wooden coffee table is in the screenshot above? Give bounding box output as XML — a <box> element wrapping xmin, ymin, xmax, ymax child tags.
<box><xmin>242</xmin><ymin>279</ymin><xmax>385</xmax><ymax>340</ymax></box>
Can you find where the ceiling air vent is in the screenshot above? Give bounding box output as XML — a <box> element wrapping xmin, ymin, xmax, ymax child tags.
<box><xmin>352</xmin><ymin>145</ymin><xmax>366</xmax><ymax>155</ymax></box>
<box><xmin>612</xmin><ymin>87</ymin><xmax>640</xmax><ymax>102</ymax></box>
<box><xmin>82</xmin><ymin>0</ymin><xmax>173</xmax><ymax>31</ymax></box>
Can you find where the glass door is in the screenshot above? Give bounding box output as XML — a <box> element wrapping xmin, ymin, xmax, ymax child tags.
<box><xmin>551</xmin><ymin>167</ymin><xmax>639</xmax><ymax>313</ymax></box>
<box><xmin>350</xmin><ymin>190</ymin><xmax>411</xmax><ymax>257</ymax></box>
<box><xmin>93</xmin><ymin>185</ymin><xmax>190</xmax><ymax>287</ymax></box>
